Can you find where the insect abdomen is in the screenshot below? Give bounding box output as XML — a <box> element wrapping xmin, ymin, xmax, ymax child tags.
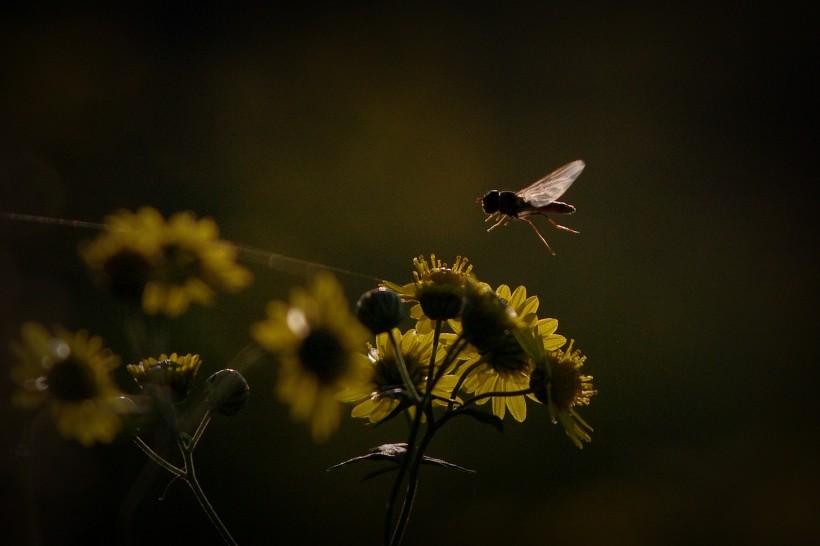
<box><xmin>537</xmin><ymin>201</ymin><xmax>575</xmax><ymax>214</ymax></box>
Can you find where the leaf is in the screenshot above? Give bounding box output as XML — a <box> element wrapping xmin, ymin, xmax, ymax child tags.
<box><xmin>326</xmin><ymin>443</ymin><xmax>409</xmax><ymax>471</ymax></box>
<box><xmin>327</xmin><ymin>442</ymin><xmax>475</xmax><ymax>476</ymax></box>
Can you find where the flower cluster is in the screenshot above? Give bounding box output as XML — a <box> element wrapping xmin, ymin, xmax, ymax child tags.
<box><xmin>10</xmin><ymin>210</ymin><xmax>255</xmax><ymax>449</ymax></box>
<box><xmin>80</xmin><ymin>207</ymin><xmax>253</xmax><ymax>317</ymax></box>
<box><xmin>8</xmin><ymin>202</ymin><xmax>598</xmax><ymax>545</ymax></box>
<box><xmin>254</xmin><ymin>254</ymin><xmax>596</xmax><ymax>447</ymax></box>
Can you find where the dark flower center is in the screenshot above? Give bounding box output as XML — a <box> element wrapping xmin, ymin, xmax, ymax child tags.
<box><xmin>161</xmin><ymin>244</ymin><xmax>202</xmax><ymax>284</ymax></box>
<box><xmin>298</xmin><ymin>328</ymin><xmax>348</xmax><ymax>384</ymax></box>
<box><xmin>374</xmin><ymin>355</ymin><xmax>423</xmax><ymax>397</ymax></box>
<box><xmin>550</xmin><ymin>359</ymin><xmax>582</xmax><ymax>411</ymax></box>
<box><xmin>484</xmin><ymin>335</ymin><xmax>531</xmax><ymax>374</ymax></box>
<box><xmin>529</xmin><ymin>366</ymin><xmax>549</xmax><ymax>405</ymax></box>
<box><xmin>103</xmin><ymin>249</ymin><xmax>151</xmax><ymax>301</ymax></box>
<box><xmin>47</xmin><ymin>357</ymin><xmax>99</xmax><ymax>401</ymax></box>
<box><xmin>418</xmin><ymin>290</ymin><xmax>464</xmax><ymax>321</ymax></box>
<box><xmin>461</xmin><ymin>287</ymin><xmax>517</xmax><ymax>352</ymax></box>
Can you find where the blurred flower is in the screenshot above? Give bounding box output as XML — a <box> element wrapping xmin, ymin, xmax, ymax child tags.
<box><xmin>530</xmin><ymin>339</ymin><xmax>596</xmax><ymax>448</ymax></box>
<box><xmin>127</xmin><ymin>353</ymin><xmax>202</xmax><ymax>403</ymax></box>
<box><xmin>80</xmin><ymin>207</ymin><xmax>252</xmax><ymax>317</ymax></box>
<box><xmin>336</xmin><ymin>329</ymin><xmax>458</xmax><ymax>423</ymax></box>
<box><xmin>382</xmin><ymin>255</ymin><xmax>476</xmax><ymax>332</ymax></box>
<box><xmin>79</xmin><ymin>207</ymin><xmax>164</xmax><ymax>302</ymax></box>
<box><xmin>10</xmin><ymin>322</ymin><xmax>125</xmax><ymax>446</ymax></box>
<box><xmin>251</xmin><ymin>273</ymin><xmax>370</xmax><ymax>442</ymax></box>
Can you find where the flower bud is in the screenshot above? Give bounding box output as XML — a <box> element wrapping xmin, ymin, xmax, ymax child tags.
<box><xmin>356</xmin><ymin>288</ymin><xmax>405</xmax><ymax>334</ymax></box>
<box><xmin>206</xmin><ymin>369</ymin><xmax>250</xmax><ymax>416</ymax></box>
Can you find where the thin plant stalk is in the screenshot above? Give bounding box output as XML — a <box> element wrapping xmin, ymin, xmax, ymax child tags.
<box><xmin>133</xmin><ymin>411</ymin><xmax>237</xmax><ymax>546</ymax></box>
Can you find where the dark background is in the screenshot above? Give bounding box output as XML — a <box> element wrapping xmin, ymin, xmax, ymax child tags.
<box><xmin>1</xmin><ymin>3</ymin><xmax>817</xmax><ymax>545</ymax></box>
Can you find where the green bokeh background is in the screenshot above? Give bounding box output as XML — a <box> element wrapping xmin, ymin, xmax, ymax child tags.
<box><xmin>1</xmin><ymin>3</ymin><xmax>817</xmax><ymax>545</ymax></box>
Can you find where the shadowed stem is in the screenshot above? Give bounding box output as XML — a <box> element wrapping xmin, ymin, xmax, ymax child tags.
<box><xmin>386</xmin><ymin>321</ymin><xmax>456</xmax><ymax>546</ymax></box>
<box><xmin>132</xmin><ymin>411</ymin><xmax>236</xmax><ymax>546</ymax></box>
<box><xmin>387</xmin><ymin>422</ymin><xmax>437</xmax><ymax>546</ymax></box>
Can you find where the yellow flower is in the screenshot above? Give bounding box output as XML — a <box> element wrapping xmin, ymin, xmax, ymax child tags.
<box><xmin>251</xmin><ymin>273</ymin><xmax>370</xmax><ymax>442</ymax></box>
<box><xmin>127</xmin><ymin>353</ymin><xmax>202</xmax><ymax>403</ymax></box>
<box><xmin>336</xmin><ymin>329</ymin><xmax>459</xmax><ymax>423</ymax></box>
<box><xmin>458</xmin><ymin>284</ymin><xmax>564</xmax><ymax>423</ymax></box>
<box><xmin>10</xmin><ymin>322</ymin><xmax>125</xmax><ymax>446</ymax></box>
<box><xmin>494</xmin><ymin>284</ymin><xmax>539</xmax><ymax>328</ymax></box>
<box><xmin>459</xmin><ymin>342</ymin><xmax>532</xmax><ymax>422</ymax></box>
<box><xmin>79</xmin><ymin>207</ymin><xmax>165</xmax><ymax>302</ymax></box>
<box><xmin>530</xmin><ymin>340</ymin><xmax>596</xmax><ymax>448</ymax></box>
<box><xmin>80</xmin><ymin>207</ymin><xmax>253</xmax><ymax>317</ymax></box>
<box><xmin>382</xmin><ymin>255</ymin><xmax>477</xmax><ymax>333</ymax></box>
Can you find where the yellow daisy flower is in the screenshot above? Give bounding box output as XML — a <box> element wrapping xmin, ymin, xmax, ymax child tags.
<box><xmin>530</xmin><ymin>339</ymin><xmax>596</xmax><ymax>448</ymax></box>
<box><xmin>382</xmin><ymin>255</ymin><xmax>477</xmax><ymax>333</ymax></box>
<box><xmin>336</xmin><ymin>329</ymin><xmax>459</xmax><ymax>423</ymax></box>
<box><xmin>494</xmin><ymin>284</ymin><xmax>539</xmax><ymax>328</ymax></box>
<box><xmin>458</xmin><ymin>282</ymin><xmax>566</xmax><ymax>422</ymax></box>
<box><xmin>251</xmin><ymin>273</ymin><xmax>371</xmax><ymax>442</ymax></box>
<box><xmin>80</xmin><ymin>207</ymin><xmax>253</xmax><ymax>317</ymax></box>
<box><xmin>10</xmin><ymin>322</ymin><xmax>125</xmax><ymax>446</ymax></box>
<box><xmin>127</xmin><ymin>353</ymin><xmax>202</xmax><ymax>403</ymax></box>
<box><xmin>457</xmin><ymin>282</ymin><xmax>534</xmax><ymax>421</ymax></box>
<box><xmin>79</xmin><ymin>207</ymin><xmax>165</xmax><ymax>302</ymax></box>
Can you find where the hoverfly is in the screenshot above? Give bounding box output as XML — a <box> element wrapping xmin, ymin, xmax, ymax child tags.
<box><xmin>477</xmin><ymin>159</ymin><xmax>585</xmax><ymax>255</ymax></box>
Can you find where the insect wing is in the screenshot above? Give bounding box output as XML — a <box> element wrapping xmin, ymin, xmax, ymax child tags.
<box><xmin>516</xmin><ymin>160</ymin><xmax>585</xmax><ymax>206</ymax></box>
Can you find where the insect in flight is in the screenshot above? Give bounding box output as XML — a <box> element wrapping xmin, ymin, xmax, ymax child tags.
<box><xmin>477</xmin><ymin>159</ymin><xmax>585</xmax><ymax>255</ymax></box>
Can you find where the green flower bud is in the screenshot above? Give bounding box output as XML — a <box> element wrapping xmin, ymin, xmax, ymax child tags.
<box><xmin>206</xmin><ymin>369</ymin><xmax>250</xmax><ymax>416</ymax></box>
<box><xmin>356</xmin><ymin>288</ymin><xmax>405</xmax><ymax>334</ymax></box>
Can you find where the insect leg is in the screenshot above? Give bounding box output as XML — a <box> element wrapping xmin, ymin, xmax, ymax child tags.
<box><xmin>547</xmin><ymin>218</ymin><xmax>579</xmax><ymax>234</ymax></box>
<box><xmin>521</xmin><ymin>217</ymin><xmax>556</xmax><ymax>255</ymax></box>
<box><xmin>486</xmin><ymin>215</ymin><xmax>511</xmax><ymax>233</ymax></box>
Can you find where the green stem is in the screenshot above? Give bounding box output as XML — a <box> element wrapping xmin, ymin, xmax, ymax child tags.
<box><xmin>180</xmin><ymin>438</ymin><xmax>237</xmax><ymax>546</ymax></box>
<box><xmin>425</xmin><ymin>320</ymin><xmax>443</xmax><ymax>393</ymax></box>
<box><xmin>446</xmin><ymin>357</ymin><xmax>486</xmax><ymax>412</ymax></box>
<box><xmin>463</xmin><ymin>387</ymin><xmax>532</xmax><ymax>408</ymax></box>
<box><xmin>134</xmin><ymin>410</ymin><xmax>236</xmax><ymax>545</ymax></box>
<box><xmin>383</xmin><ymin>400</ymin><xmax>425</xmax><ymax>544</ymax></box>
<box><xmin>390</xmin><ymin>330</ymin><xmax>420</xmax><ymax>403</ymax></box>
<box><xmin>189</xmin><ymin>411</ymin><xmax>213</xmax><ymax>450</ymax></box>
<box><xmin>132</xmin><ymin>436</ymin><xmax>184</xmax><ymax>476</ymax></box>
<box><xmin>388</xmin><ymin>424</ymin><xmax>437</xmax><ymax>546</ymax></box>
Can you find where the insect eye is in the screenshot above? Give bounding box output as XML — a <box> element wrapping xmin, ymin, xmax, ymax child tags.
<box><xmin>481</xmin><ymin>191</ymin><xmax>500</xmax><ymax>213</ymax></box>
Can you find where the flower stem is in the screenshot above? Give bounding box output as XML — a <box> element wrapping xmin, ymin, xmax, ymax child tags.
<box><xmin>132</xmin><ymin>436</ymin><xmax>183</xmax><ymax>476</ymax></box>
<box><xmin>387</xmin><ymin>426</ymin><xmax>435</xmax><ymax>546</ymax></box>
<box><xmin>384</xmin><ymin>405</ymin><xmax>424</xmax><ymax>544</ymax></box>
<box><xmin>425</xmin><ymin>320</ymin><xmax>443</xmax><ymax>393</ymax></box>
<box><xmin>133</xmin><ymin>410</ymin><xmax>236</xmax><ymax>545</ymax></box>
<box><xmin>179</xmin><ymin>438</ymin><xmax>237</xmax><ymax>546</ymax></box>
<box><xmin>390</xmin><ymin>330</ymin><xmax>420</xmax><ymax>403</ymax></box>
<box><xmin>446</xmin><ymin>357</ymin><xmax>486</xmax><ymax>411</ymax></box>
